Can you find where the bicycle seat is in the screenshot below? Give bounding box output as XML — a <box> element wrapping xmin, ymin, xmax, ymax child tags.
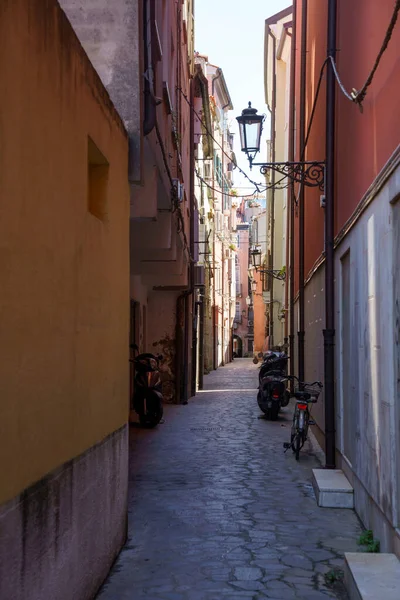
<box><xmin>294</xmin><ymin>391</ymin><xmax>311</xmax><ymax>401</ymax></box>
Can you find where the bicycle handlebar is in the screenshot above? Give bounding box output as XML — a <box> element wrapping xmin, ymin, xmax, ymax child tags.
<box><xmin>276</xmin><ymin>374</ymin><xmax>323</xmax><ymax>388</ymax></box>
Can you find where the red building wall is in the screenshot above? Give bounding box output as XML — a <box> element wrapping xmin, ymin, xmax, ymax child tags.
<box><xmin>294</xmin><ymin>0</ymin><xmax>400</xmax><ymax>281</ymax></box>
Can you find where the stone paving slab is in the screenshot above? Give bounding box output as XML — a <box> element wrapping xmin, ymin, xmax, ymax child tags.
<box><xmin>97</xmin><ymin>359</ymin><xmax>362</xmax><ymax>600</ymax></box>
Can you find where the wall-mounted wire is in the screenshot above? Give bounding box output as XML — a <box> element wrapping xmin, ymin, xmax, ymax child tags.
<box><xmin>177</xmin><ymin>86</ymin><xmax>265</xmax><ymax>192</ymax></box>
<box><xmin>328</xmin><ymin>1</ymin><xmax>400</xmax><ymax>110</ymax></box>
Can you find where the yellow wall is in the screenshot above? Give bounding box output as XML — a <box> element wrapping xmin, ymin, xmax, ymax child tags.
<box><xmin>0</xmin><ymin>0</ymin><xmax>130</xmax><ymax>504</ymax></box>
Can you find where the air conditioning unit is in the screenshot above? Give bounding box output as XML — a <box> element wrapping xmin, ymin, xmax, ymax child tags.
<box><xmin>194</xmin><ymin>265</ymin><xmax>205</xmax><ymax>287</ymax></box>
<box><xmin>172</xmin><ymin>179</ymin><xmax>184</xmax><ymax>202</ymax></box>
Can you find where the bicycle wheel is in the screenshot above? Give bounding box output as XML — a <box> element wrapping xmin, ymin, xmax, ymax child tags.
<box><xmin>295</xmin><ymin>431</ymin><xmax>303</xmax><ymax>461</ymax></box>
<box><xmin>290</xmin><ymin>412</ymin><xmax>298</xmax><ymax>451</ymax></box>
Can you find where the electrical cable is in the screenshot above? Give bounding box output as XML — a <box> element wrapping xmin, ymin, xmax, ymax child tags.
<box><xmin>352</xmin><ymin>0</ymin><xmax>400</xmax><ymax>107</ymax></box>
<box><xmin>177</xmin><ymin>86</ymin><xmax>266</xmax><ymax>192</ymax></box>
<box><xmin>301</xmin><ymin>58</ymin><xmax>329</xmax><ymax>161</ymax></box>
<box><xmin>299</xmin><ymin>0</ymin><xmax>400</xmax><ymax>168</ymax></box>
<box><xmin>195</xmin><ymin>169</ymin><xmax>268</xmax><ymax>198</ymax></box>
<box><xmin>328</xmin><ymin>56</ymin><xmax>353</xmax><ymax>102</ymax></box>
<box><xmin>326</xmin><ymin>1</ymin><xmax>400</xmax><ymax>109</ymax></box>
<box><xmin>154</xmin><ymin>121</ymin><xmax>194</xmax><ymax>262</ymax></box>
<box><xmin>196</xmin><ymin>169</ymin><xmax>288</xmax><ymax>198</ymax></box>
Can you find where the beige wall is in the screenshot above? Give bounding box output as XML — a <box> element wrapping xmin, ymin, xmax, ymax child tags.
<box><xmin>0</xmin><ymin>0</ymin><xmax>130</xmax><ymax>504</ymax></box>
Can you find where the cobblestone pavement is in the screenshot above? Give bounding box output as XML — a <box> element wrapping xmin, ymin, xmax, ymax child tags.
<box><xmin>97</xmin><ymin>359</ymin><xmax>362</xmax><ymax>600</ymax></box>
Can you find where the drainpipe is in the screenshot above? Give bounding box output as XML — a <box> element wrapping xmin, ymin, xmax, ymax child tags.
<box><xmin>143</xmin><ymin>0</ymin><xmax>156</xmax><ymax>136</ymax></box>
<box><xmin>284</xmin><ymin>19</ymin><xmax>295</xmax><ymax>353</ymax></box>
<box><xmin>191</xmin><ymin>294</ymin><xmax>198</xmax><ymax>397</ymax></box>
<box><xmin>197</xmin><ymin>298</ymin><xmax>205</xmax><ymax>389</ymax></box>
<box><xmin>212</xmin><ymin>156</ymin><xmax>217</xmax><ymax>370</ymax></box>
<box><xmin>298</xmin><ymin>0</ymin><xmax>308</xmax><ymax>383</ymax></box>
<box><xmin>221</xmin><ymin>117</ymin><xmax>225</xmax><ymax>367</ymax></box>
<box><xmin>324</xmin><ymin>0</ymin><xmax>337</xmax><ymax>469</ymax></box>
<box><xmin>175</xmin><ymin>76</ymin><xmax>195</xmax><ymax>404</ymax></box>
<box><xmin>212</xmin><ymin>68</ymin><xmax>222</xmax><ymax>97</ymax></box>
<box><xmin>289</xmin><ymin>1</ymin><xmax>297</xmax><ymax>389</ymax></box>
<box><xmin>269</xmin><ymin>31</ymin><xmax>277</xmax><ymax>349</ymax></box>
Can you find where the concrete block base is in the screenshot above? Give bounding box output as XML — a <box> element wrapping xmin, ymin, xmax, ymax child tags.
<box><xmin>312</xmin><ymin>469</ymin><xmax>354</xmax><ymax>508</ymax></box>
<box><xmin>344</xmin><ymin>552</ymin><xmax>400</xmax><ymax>600</ymax></box>
<box><xmin>0</xmin><ymin>425</ymin><xmax>128</xmax><ymax>600</ymax></box>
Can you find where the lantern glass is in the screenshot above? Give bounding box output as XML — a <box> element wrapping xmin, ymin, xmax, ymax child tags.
<box><xmin>251</xmin><ymin>280</ymin><xmax>257</xmax><ymax>293</ymax></box>
<box><xmin>245</xmin><ymin>296</ymin><xmax>251</xmax><ymax>306</ymax></box>
<box><xmin>236</xmin><ymin>102</ymin><xmax>264</xmax><ymax>156</ymax></box>
<box><xmin>251</xmin><ymin>248</ymin><xmax>262</xmax><ymax>269</ymax></box>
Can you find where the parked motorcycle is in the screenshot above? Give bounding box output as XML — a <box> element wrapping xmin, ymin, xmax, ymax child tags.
<box><xmin>130</xmin><ymin>344</ymin><xmax>164</xmax><ymax>427</ymax></box>
<box><xmin>257</xmin><ymin>351</ymin><xmax>290</xmax><ymax>420</ymax></box>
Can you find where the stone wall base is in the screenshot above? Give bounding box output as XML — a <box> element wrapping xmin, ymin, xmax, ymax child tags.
<box><xmin>0</xmin><ymin>425</ymin><xmax>128</xmax><ymax>600</ymax></box>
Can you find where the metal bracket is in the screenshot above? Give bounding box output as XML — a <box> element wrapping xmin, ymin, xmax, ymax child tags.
<box><xmin>250</xmin><ymin>160</ymin><xmax>326</xmax><ymax>191</ymax></box>
<box><xmin>255</xmin><ymin>268</ymin><xmax>286</xmax><ymax>281</ymax></box>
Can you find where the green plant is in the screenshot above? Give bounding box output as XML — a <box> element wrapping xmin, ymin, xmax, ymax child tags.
<box><xmin>366</xmin><ymin>539</ymin><xmax>380</xmax><ymax>553</ymax></box>
<box><xmin>358</xmin><ymin>530</ymin><xmax>380</xmax><ymax>553</ymax></box>
<box><xmin>278</xmin><ymin>265</ymin><xmax>286</xmax><ymax>277</ymax></box>
<box><xmin>324</xmin><ymin>569</ymin><xmax>343</xmax><ymax>585</ymax></box>
<box><xmin>358</xmin><ymin>530</ymin><xmax>373</xmax><ymax>545</ymax></box>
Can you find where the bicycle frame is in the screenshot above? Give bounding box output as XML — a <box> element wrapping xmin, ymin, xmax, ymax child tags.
<box><xmin>282</xmin><ymin>375</ymin><xmax>322</xmax><ymax>461</ymax></box>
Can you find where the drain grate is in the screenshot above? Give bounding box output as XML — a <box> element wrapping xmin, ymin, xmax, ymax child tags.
<box><xmin>190</xmin><ymin>427</ymin><xmax>222</xmax><ymax>431</ymax></box>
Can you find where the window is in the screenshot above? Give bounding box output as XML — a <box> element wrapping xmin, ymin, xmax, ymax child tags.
<box><xmin>235</xmin><ymin>301</ymin><xmax>241</xmax><ymax>321</ymax></box>
<box><xmin>87</xmin><ymin>137</ymin><xmax>109</xmax><ymax>221</ymax></box>
<box><xmin>253</xmin><ymin>220</ymin><xmax>259</xmax><ymax>244</ymax></box>
<box><xmin>214</xmin><ymin>152</ymin><xmax>222</xmax><ymax>187</ymax></box>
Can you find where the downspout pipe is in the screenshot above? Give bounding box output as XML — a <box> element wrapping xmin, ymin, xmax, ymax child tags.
<box><xmin>289</xmin><ymin>2</ymin><xmax>297</xmax><ymax>390</ymax></box>
<box><xmin>175</xmin><ymin>76</ymin><xmax>195</xmax><ymax>404</ymax></box>
<box><xmin>269</xmin><ymin>31</ymin><xmax>277</xmax><ymax>349</ymax></box>
<box><xmin>298</xmin><ymin>0</ymin><xmax>307</xmax><ymax>384</ymax></box>
<box><xmin>143</xmin><ymin>0</ymin><xmax>156</xmax><ymax>136</ymax></box>
<box><xmin>211</xmin><ymin>68</ymin><xmax>223</xmax><ymax>97</ymax></box>
<box><xmin>324</xmin><ymin>0</ymin><xmax>337</xmax><ymax>469</ymax></box>
<box><xmin>197</xmin><ymin>298</ymin><xmax>205</xmax><ymax>389</ymax></box>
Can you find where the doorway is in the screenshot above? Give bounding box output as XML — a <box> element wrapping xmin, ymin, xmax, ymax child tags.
<box><xmin>233</xmin><ymin>334</ymin><xmax>243</xmax><ymax>358</ymax></box>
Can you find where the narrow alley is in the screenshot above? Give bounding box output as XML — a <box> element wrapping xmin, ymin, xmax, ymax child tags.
<box><xmin>98</xmin><ymin>360</ymin><xmax>361</xmax><ymax>600</ymax></box>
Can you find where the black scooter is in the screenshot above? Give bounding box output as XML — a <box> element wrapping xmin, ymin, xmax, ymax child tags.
<box><xmin>257</xmin><ymin>351</ymin><xmax>290</xmax><ymax>420</ymax></box>
<box><xmin>130</xmin><ymin>344</ymin><xmax>164</xmax><ymax>428</ymax></box>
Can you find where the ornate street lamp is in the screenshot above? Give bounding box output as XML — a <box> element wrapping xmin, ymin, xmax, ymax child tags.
<box><xmin>250</xmin><ymin>247</ymin><xmax>262</xmax><ymax>269</ymax></box>
<box><xmin>251</xmin><ymin>280</ymin><xmax>257</xmax><ymax>293</ymax></box>
<box><xmin>250</xmin><ymin>247</ymin><xmax>286</xmax><ymax>281</ymax></box>
<box><xmin>237</xmin><ymin>102</ymin><xmax>325</xmax><ymax>190</ymax></box>
<box><xmin>237</xmin><ymin>103</ymin><xmax>265</xmax><ymax>160</ymax></box>
<box><xmin>245</xmin><ymin>295</ymin><xmax>251</xmax><ymax>306</ymax></box>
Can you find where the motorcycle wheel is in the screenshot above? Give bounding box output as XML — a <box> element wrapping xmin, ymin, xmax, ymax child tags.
<box><xmin>139</xmin><ymin>404</ymin><xmax>163</xmax><ymax>428</ymax></box>
<box><xmin>270</xmin><ymin>404</ymin><xmax>280</xmax><ymax>421</ymax></box>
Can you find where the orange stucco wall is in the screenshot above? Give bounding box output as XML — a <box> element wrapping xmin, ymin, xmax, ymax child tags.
<box><xmin>0</xmin><ymin>0</ymin><xmax>130</xmax><ymax>504</ymax></box>
<box><xmin>294</xmin><ymin>0</ymin><xmax>400</xmax><ymax>280</ymax></box>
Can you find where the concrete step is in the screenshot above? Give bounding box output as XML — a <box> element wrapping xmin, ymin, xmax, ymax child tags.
<box><xmin>312</xmin><ymin>468</ymin><xmax>354</xmax><ymax>508</ymax></box>
<box><xmin>344</xmin><ymin>552</ymin><xmax>400</xmax><ymax>600</ymax></box>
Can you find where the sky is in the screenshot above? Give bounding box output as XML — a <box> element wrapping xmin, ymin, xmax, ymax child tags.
<box><xmin>195</xmin><ymin>0</ymin><xmax>290</xmax><ymax>196</ymax></box>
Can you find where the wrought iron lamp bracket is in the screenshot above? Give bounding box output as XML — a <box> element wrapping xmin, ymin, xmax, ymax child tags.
<box><xmin>250</xmin><ymin>159</ymin><xmax>326</xmax><ymax>191</ymax></box>
<box><xmin>255</xmin><ymin>268</ymin><xmax>286</xmax><ymax>281</ymax></box>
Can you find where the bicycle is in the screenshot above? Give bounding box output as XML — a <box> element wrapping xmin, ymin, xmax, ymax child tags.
<box><xmin>282</xmin><ymin>375</ymin><xmax>323</xmax><ymax>460</ymax></box>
